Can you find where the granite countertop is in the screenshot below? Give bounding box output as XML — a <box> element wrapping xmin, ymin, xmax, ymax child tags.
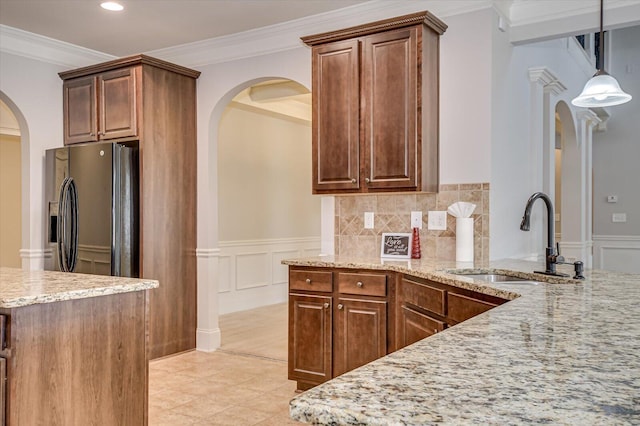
<box><xmin>285</xmin><ymin>256</ymin><xmax>640</xmax><ymax>425</ymax></box>
<box><xmin>0</xmin><ymin>267</ymin><xmax>159</xmax><ymax>308</ymax></box>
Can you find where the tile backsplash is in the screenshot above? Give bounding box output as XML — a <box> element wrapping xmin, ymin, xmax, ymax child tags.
<box><xmin>335</xmin><ymin>183</ymin><xmax>490</xmax><ymax>263</ymax></box>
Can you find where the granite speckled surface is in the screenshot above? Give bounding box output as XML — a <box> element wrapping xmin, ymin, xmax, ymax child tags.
<box><xmin>284</xmin><ymin>256</ymin><xmax>640</xmax><ymax>425</ymax></box>
<box><xmin>0</xmin><ymin>267</ymin><xmax>159</xmax><ymax>308</ymax></box>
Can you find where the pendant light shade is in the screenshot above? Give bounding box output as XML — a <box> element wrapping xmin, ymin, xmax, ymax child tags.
<box><xmin>572</xmin><ymin>70</ymin><xmax>632</xmax><ymax>107</ymax></box>
<box><xmin>571</xmin><ymin>0</ymin><xmax>632</xmax><ymax>108</ymax></box>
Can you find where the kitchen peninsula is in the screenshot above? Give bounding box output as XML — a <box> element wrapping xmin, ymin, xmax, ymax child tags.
<box><xmin>0</xmin><ymin>267</ymin><xmax>158</xmax><ymax>425</ymax></box>
<box><xmin>284</xmin><ymin>257</ymin><xmax>640</xmax><ymax>425</ymax></box>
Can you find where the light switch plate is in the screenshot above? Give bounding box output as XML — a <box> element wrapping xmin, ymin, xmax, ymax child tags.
<box><xmin>364</xmin><ymin>212</ymin><xmax>374</xmax><ymax>229</ymax></box>
<box><xmin>428</xmin><ymin>211</ymin><xmax>447</xmax><ymax>230</ymax></box>
<box><xmin>411</xmin><ymin>211</ymin><xmax>422</xmax><ymax>229</ymax></box>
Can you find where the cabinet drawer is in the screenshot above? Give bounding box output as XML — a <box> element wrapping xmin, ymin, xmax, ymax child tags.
<box><xmin>338</xmin><ymin>272</ymin><xmax>386</xmax><ymax>297</ymax></box>
<box><xmin>448</xmin><ymin>292</ymin><xmax>497</xmax><ymax>323</ymax></box>
<box><xmin>401</xmin><ymin>278</ymin><xmax>446</xmax><ymax>316</ymax></box>
<box><xmin>290</xmin><ymin>270</ymin><xmax>333</xmax><ymax>292</ymax></box>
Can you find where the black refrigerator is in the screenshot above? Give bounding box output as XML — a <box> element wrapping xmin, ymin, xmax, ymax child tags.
<box><xmin>44</xmin><ymin>141</ymin><xmax>139</xmax><ymax>277</ymax></box>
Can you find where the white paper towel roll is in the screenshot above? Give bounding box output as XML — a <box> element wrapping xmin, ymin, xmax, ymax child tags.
<box><xmin>456</xmin><ymin>217</ymin><xmax>474</xmax><ymax>262</ymax></box>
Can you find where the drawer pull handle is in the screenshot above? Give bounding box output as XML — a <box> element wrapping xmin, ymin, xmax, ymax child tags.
<box><xmin>324</xmin><ymin>303</ymin><xmax>329</xmax><ymax>309</ymax></box>
<box><xmin>305</xmin><ymin>278</ymin><xmax>311</xmax><ymax>284</ymax></box>
<box><xmin>356</xmin><ymin>281</ymin><xmax>363</xmax><ymax>288</ymax></box>
<box><xmin>338</xmin><ymin>304</ymin><xmax>344</xmax><ymax>310</ymax></box>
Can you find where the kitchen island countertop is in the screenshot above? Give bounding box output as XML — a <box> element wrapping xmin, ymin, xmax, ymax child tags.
<box><xmin>0</xmin><ymin>267</ymin><xmax>159</xmax><ymax>308</ymax></box>
<box><xmin>284</xmin><ymin>256</ymin><xmax>640</xmax><ymax>425</ymax></box>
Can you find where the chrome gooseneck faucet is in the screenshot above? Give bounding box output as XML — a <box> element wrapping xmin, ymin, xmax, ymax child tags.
<box><xmin>520</xmin><ymin>192</ymin><xmax>568</xmax><ymax>277</ymax></box>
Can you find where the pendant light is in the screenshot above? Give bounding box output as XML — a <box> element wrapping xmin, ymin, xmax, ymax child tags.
<box><xmin>571</xmin><ymin>0</ymin><xmax>632</xmax><ymax>107</ymax></box>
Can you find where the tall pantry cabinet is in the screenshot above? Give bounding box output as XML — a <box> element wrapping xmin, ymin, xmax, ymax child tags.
<box><xmin>59</xmin><ymin>55</ymin><xmax>200</xmax><ymax>359</ymax></box>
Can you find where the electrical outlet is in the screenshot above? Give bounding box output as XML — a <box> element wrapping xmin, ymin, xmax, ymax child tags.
<box><xmin>428</xmin><ymin>211</ymin><xmax>447</xmax><ymax>230</ymax></box>
<box><xmin>364</xmin><ymin>212</ymin><xmax>374</xmax><ymax>229</ymax></box>
<box><xmin>411</xmin><ymin>211</ymin><xmax>422</xmax><ymax>229</ymax></box>
<box><xmin>612</xmin><ymin>213</ymin><xmax>627</xmax><ymax>223</ymax></box>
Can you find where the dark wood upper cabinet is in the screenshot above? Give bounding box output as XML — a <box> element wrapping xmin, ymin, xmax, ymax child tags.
<box><xmin>63</xmin><ymin>67</ymin><xmax>137</xmax><ymax>145</ymax></box>
<box><xmin>302</xmin><ymin>11</ymin><xmax>447</xmax><ymax>194</ymax></box>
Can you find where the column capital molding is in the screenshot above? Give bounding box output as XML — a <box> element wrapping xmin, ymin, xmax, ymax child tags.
<box><xmin>576</xmin><ymin>108</ymin><xmax>603</xmax><ymax>129</ymax></box>
<box><xmin>528</xmin><ymin>66</ymin><xmax>567</xmax><ymax>95</ymax></box>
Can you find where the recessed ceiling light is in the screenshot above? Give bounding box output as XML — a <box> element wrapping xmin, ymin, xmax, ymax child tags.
<box><xmin>101</xmin><ymin>2</ymin><xmax>124</xmax><ymax>11</ymax></box>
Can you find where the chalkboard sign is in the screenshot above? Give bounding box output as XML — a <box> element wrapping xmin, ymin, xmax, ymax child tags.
<box><xmin>380</xmin><ymin>233</ymin><xmax>412</xmax><ymax>259</ymax></box>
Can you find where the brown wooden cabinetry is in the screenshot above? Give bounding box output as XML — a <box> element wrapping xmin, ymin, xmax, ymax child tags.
<box><xmin>288</xmin><ymin>267</ymin><xmax>392</xmax><ymax>390</ymax></box>
<box><xmin>302</xmin><ymin>12</ymin><xmax>447</xmax><ymax>194</ymax></box>
<box><xmin>63</xmin><ymin>67</ymin><xmax>138</xmax><ymax>145</ymax></box>
<box><xmin>59</xmin><ymin>55</ymin><xmax>200</xmax><ymax>359</ymax></box>
<box><xmin>397</xmin><ymin>276</ymin><xmax>508</xmax><ymax>350</ymax></box>
<box><xmin>0</xmin><ymin>291</ymin><xmax>150</xmax><ymax>425</ymax></box>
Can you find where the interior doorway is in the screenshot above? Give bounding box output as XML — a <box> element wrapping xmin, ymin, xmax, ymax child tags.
<box><xmin>216</xmin><ymin>79</ymin><xmax>320</xmax><ymax>316</ymax></box>
<box><xmin>0</xmin><ymin>98</ymin><xmax>22</xmax><ymax>267</ymax></box>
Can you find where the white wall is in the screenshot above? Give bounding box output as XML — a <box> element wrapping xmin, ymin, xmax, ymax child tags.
<box><xmin>592</xmin><ymin>25</ymin><xmax>640</xmax><ymax>272</ymax></box>
<box><xmin>216</xmin><ymin>101</ymin><xmax>321</xmax><ymax>314</ymax></box>
<box><xmin>490</xmin><ymin>29</ymin><xmax>595</xmax><ymax>260</ymax></box>
<box><xmin>438</xmin><ymin>9</ymin><xmax>493</xmax><ymax>185</ymax></box>
<box><xmin>0</xmin><ymin>52</ymin><xmax>64</xmax><ymax>269</ymax></box>
<box><xmin>593</xmin><ymin>26</ymin><xmax>640</xmax><ymax>237</ymax></box>
<box><xmin>218</xmin><ymin>105</ymin><xmax>319</xmax><ymax>241</ymax></box>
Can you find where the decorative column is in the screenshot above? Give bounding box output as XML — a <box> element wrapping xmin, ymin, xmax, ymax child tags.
<box><xmin>563</xmin><ymin>109</ymin><xmax>601</xmax><ymax>268</ymax></box>
<box><xmin>527</xmin><ymin>67</ymin><xmax>566</xmax><ymax>257</ymax></box>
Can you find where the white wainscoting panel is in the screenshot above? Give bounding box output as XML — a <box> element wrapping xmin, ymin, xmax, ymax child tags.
<box><xmin>593</xmin><ymin>235</ymin><xmax>640</xmax><ymax>274</ymax></box>
<box><xmin>236</xmin><ymin>252</ymin><xmax>269</xmax><ymax>290</ymax></box>
<box><xmin>218</xmin><ymin>237</ymin><xmax>320</xmax><ymax>314</ymax></box>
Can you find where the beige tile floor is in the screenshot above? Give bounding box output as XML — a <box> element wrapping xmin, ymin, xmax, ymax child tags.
<box><xmin>149</xmin><ymin>303</ymin><xmax>301</xmax><ymax>425</ymax></box>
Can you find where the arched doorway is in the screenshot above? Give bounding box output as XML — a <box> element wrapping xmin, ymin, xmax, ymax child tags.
<box><xmin>217</xmin><ymin>79</ymin><xmax>319</xmax><ymax>315</ymax></box>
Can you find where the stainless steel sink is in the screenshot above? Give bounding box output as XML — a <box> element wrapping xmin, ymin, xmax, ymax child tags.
<box><xmin>453</xmin><ymin>273</ymin><xmax>540</xmax><ymax>285</ymax></box>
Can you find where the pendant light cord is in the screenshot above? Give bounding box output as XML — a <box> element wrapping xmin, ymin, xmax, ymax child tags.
<box><xmin>599</xmin><ymin>0</ymin><xmax>604</xmax><ymax>72</ymax></box>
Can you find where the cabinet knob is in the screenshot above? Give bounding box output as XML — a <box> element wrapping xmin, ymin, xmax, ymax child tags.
<box><xmin>305</xmin><ymin>278</ymin><xmax>311</xmax><ymax>284</ymax></box>
<box><xmin>98</xmin><ymin>131</ymin><xmax>105</xmax><ymax>136</ymax></box>
<box><xmin>324</xmin><ymin>303</ymin><xmax>329</xmax><ymax>309</ymax></box>
<box><xmin>338</xmin><ymin>304</ymin><xmax>344</xmax><ymax>310</ymax></box>
<box><xmin>356</xmin><ymin>281</ymin><xmax>363</xmax><ymax>288</ymax></box>
<box><xmin>365</xmin><ymin>177</ymin><xmax>370</xmax><ymax>184</ymax></box>
<box><xmin>351</xmin><ymin>178</ymin><xmax>357</xmax><ymax>184</ymax></box>
<box><xmin>89</xmin><ymin>132</ymin><xmax>95</xmax><ymax>137</ymax></box>
<box><xmin>434</xmin><ymin>329</ymin><xmax>438</xmax><ymax>334</ymax></box>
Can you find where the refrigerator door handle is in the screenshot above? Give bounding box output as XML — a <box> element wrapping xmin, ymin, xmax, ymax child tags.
<box><xmin>57</xmin><ymin>177</ymin><xmax>78</xmax><ymax>272</ymax></box>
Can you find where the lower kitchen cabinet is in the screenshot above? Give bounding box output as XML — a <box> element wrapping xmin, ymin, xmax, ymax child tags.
<box><xmin>288</xmin><ymin>265</ymin><xmax>511</xmax><ymax>390</ymax></box>
<box><xmin>334</xmin><ymin>297</ymin><xmax>387</xmax><ymax>377</ymax></box>
<box><xmin>288</xmin><ymin>294</ymin><xmax>332</xmax><ymax>390</ymax></box>
<box><xmin>397</xmin><ymin>275</ymin><xmax>508</xmax><ymax>350</ymax></box>
<box><xmin>288</xmin><ymin>267</ymin><xmax>392</xmax><ymax>391</ymax></box>
<box><xmin>398</xmin><ymin>305</ymin><xmax>445</xmax><ymax>348</ymax></box>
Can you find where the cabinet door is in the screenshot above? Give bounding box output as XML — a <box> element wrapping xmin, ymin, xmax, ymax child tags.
<box><xmin>448</xmin><ymin>292</ymin><xmax>498</xmax><ymax>324</ymax></box>
<box><xmin>312</xmin><ymin>39</ymin><xmax>360</xmax><ymax>193</ymax></box>
<box><xmin>288</xmin><ymin>294</ymin><xmax>332</xmax><ymax>389</ymax></box>
<box><xmin>398</xmin><ymin>305</ymin><xmax>445</xmax><ymax>350</ymax></box>
<box><xmin>334</xmin><ymin>298</ymin><xmax>387</xmax><ymax>377</ymax></box>
<box><xmin>99</xmin><ymin>68</ymin><xmax>138</xmax><ymax>140</ymax></box>
<box><xmin>361</xmin><ymin>27</ymin><xmax>418</xmax><ymax>191</ymax></box>
<box><xmin>63</xmin><ymin>76</ymin><xmax>98</xmax><ymax>145</ymax></box>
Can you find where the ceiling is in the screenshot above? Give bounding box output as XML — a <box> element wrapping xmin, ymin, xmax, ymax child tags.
<box><xmin>0</xmin><ymin>0</ymin><xmax>370</xmax><ymax>57</ymax></box>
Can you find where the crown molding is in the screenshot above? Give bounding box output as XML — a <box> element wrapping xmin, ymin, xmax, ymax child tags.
<box><xmin>2</xmin><ymin>0</ymin><xmax>638</xmax><ymax>69</ymax></box>
<box><xmin>146</xmin><ymin>0</ymin><xmax>493</xmax><ymax>67</ymax></box>
<box><xmin>0</xmin><ymin>25</ymin><xmax>116</xmax><ymax>68</ymax></box>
